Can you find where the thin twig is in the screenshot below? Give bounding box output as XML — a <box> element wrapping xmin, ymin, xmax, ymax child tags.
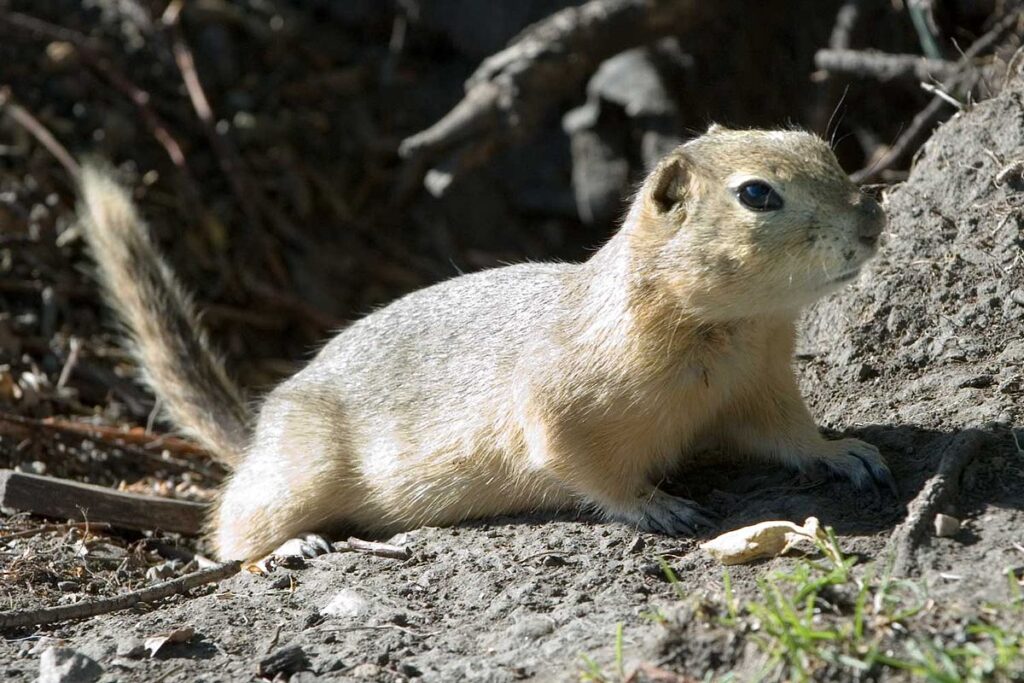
<box><xmin>815</xmin><ymin>49</ymin><xmax>985</xmax><ymax>84</ymax></box>
<box><xmin>919</xmin><ymin>81</ymin><xmax>964</xmax><ymax>108</ymax></box>
<box><xmin>161</xmin><ymin>0</ymin><xmax>264</xmax><ymax>242</ymax></box>
<box><xmin>828</xmin><ymin>0</ymin><xmax>862</xmax><ymax>51</ymax></box>
<box><xmin>0</xmin><ymin>521</ymin><xmax>112</xmax><ymax>541</ymax></box>
<box><xmin>337</xmin><ymin>537</ymin><xmax>411</xmax><ymax>561</ymax></box>
<box><xmin>55</xmin><ymin>337</ymin><xmax>81</xmax><ymax>391</ymax></box>
<box><xmin>850</xmin><ymin>97</ymin><xmax>946</xmax><ymax>184</ymax></box>
<box><xmin>0</xmin><ymin>560</ymin><xmax>241</xmax><ymax>629</ymax></box>
<box><xmin>0</xmin><ymin>87</ymin><xmax>79</xmax><ymax>178</ymax></box>
<box><xmin>0</xmin><ymin>412</ymin><xmax>209</xmax><ymax>457</ymax></box>
<box><xmin>851</xmin><ymin>11</ymin><xmax>1021</xmax><ymax>184</ymax></box>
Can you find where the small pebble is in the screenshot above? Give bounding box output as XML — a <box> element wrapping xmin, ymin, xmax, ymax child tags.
<box><xmin>857</xmin><ymin>362</ymin><xmax>879</xmax><ymax>381</ymax></box>
<box><xmin>322</xmin><ymin>588</ymin><xmax>368</xmax><ymax>618</ymax></box>
<box><xmin>350</xmin><ymin>663</ymin><xmax>382</xmax><ymax>678</ymax></box>
<box><xmin>958</xmin><ymin>374</ymin><xmax>993</xmax><ymax>389</ymax></box>
<box><xmin>258</xmin><ymin>644</ymin><xmax>310</xmax><ymax>679</ymax></box>
<box><xmin>625</xmin><ymin>535</ymin><xmax>646</xmax><ymax>554</ymax></box>
<box><xmin>269</xmin><ymin>574</ymin><xmax>295</xmax><ymax>590</ymax></box>
<box><xmin>542</xmin><ymin>554</ymin><xmax>567</xmax><ymax>567</ymax></box>
<box><xmin>145</xmin><ymin>562</ymin><xmax>180</xmax><ymax>583</ymax></box>
<box><xmin>115</xmin><ymin>638</ymin><xmax>147</xmax><ymax>660</ymax></box>
<box><xmin>934</xmin><ymin>513</ymin><xmax>961</xmax><ymax>537</ymax></box>
<box><xmin>399</xmin><ymin>662</ymin><xmax>423</xmax><ymax>677</ymax></box>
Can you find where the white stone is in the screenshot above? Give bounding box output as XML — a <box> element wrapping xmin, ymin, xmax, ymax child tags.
<box><xmin>934</xmin><ymin>513</ymin><xmax>961</xmax><ymax>537</ymax></box>
<box><xmin>322</xmin><ymin>588</ymin><xmax>369</xmax><ymax>618</ymax></box>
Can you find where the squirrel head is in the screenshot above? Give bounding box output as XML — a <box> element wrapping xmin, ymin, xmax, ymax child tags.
<box><xmin>628</xmin><ymin>125</ymin><xmax>885</xmax><ymax>319</ymax></box>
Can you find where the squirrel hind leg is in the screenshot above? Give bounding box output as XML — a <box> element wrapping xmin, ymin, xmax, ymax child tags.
<box><xmin>210</xmin><ymin>451</ymin><xmax>361</xmax><ymax>561</ymax></box>
<box><xmin>210</xmin><ymin>470</ymin><xmax>323</xmax><ymax>561</ymax></box>
<box><xmin>209</xmin><ymin>392</ymin><xmax>365</xmax><ymax>561</ymax></box>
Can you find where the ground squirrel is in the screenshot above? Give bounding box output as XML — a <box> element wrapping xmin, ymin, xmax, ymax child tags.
<box><xmin>77</xmin><ymin>125</ymin><xmax>894</xmax><ymax>561</ymax></box>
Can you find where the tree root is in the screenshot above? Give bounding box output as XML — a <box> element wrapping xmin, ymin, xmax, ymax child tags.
<box><xmin>886</xmin><ymin>429</ymin><xmax>986</xmax><ymax>578</ymax></box>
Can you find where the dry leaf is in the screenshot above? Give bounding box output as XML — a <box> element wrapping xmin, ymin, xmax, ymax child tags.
<box><xmin>144</xmin><ymin>626</ymin><xmax>194</xmax><ymax>657</ymax></box>
<box><xmin>700</xmin><ymin>517</ymin><xmax>823</xmax><ymax>565</ymax></box>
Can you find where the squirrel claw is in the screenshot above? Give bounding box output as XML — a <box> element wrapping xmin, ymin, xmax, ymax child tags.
<box><xmin>273</xmin><ymin>533</ymin><xmax>334</xmax><ymax>559</ymax></box>
<box><xmin>819</xmin><ymin>438</ymin><xmax>898</xmax><ymax>498</ymax></box>
<box><xmin>637</xmin><ymin>490</ymin><xmax>717</xmax><ymax>536</ymax></box>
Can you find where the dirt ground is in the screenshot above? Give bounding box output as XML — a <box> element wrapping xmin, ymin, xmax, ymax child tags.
<box><xmin>1</xmin><ymin>2</ymin><xmax>1023</xmax><ymax>682</ymax></box>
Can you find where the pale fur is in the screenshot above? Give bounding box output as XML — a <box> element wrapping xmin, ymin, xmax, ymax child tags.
<box><xmin>78</xmin><ymin>127</ymin><xmax>891</xmax><ymax>561</ymax></box>
<box><xmin>77</xmin><ymin>166</ymin><xmax>249</xmax><ymax>464</ymax></box>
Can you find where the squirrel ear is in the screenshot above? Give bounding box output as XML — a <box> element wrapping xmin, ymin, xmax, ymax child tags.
<box><xmin>647</xmin><ymin>154</ymin><xmax>691</xmax><ymax>215</ymax></box>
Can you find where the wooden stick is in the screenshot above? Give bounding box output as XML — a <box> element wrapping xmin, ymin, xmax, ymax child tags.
<box><xmin>0</xmin><ymin>560</ymin><xmax>240</xmax><ymax>629</ymax></box>
<box><xmin>814</xmin><ymin>49</ymin><xmax>982</xmax><ymax>84</ymax></box>
<box><xmin>0</xmin><ymin>470</ymin><xmax>207</xmax><ymax>535</ymax></box>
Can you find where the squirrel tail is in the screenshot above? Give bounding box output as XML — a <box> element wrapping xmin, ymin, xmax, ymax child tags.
<box><xmin>77</xmin><ymin>164</ymin><xmax>249</xmax><ymax>466</ymax></box>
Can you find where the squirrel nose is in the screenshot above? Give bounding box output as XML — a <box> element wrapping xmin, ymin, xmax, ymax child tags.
<box><xmin>855</xmin><ymin>196</ymin><xmax>885</xmax><ymax>246</ymax></box>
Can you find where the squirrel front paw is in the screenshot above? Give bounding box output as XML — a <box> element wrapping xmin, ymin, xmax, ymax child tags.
<box><xmin>816</xmin><ymin>438</ymin><xmax>898</xmax><ymax>496</ymax></box>
<box><xmin>633</xmin><ymin>489</ymin><xmax>718</xmax><ymax>536</ymax></box>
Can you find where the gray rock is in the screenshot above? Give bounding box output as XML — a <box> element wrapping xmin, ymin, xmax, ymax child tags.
<box><xmin>37</xmin><ymin>647</ymin><xmax>102</xmax><ymax>683</ymax></box>
<box><xmin>563</xmin><ymin>41</ymin><xmax>686</xmax><ymax>227</ymax></box>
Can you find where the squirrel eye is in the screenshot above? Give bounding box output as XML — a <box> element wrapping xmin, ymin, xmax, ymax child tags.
<box><xmin>737</xmin><ymin>181</ymin><xmax>783</xmax><ymax>211</ymax></box>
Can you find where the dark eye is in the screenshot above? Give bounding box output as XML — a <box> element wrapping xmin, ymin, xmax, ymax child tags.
<box><xmin>737</xmin><ymin>181</ymin><xmax>783</xmax><ymax>211</ymax></box>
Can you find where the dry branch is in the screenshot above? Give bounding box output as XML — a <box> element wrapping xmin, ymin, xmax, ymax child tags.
<box><xmin>0</xmin><ymin>469</ymin><xmax>207</xmax><ymax>535</ymax></box>
<box><xmin>0</xmin><ymin>412</ymin><xmax>208</xmax><ymax>457</ymax></box>
<box><xmin>828</xmin><ymin>0</ymin><xmax>863</xmax><ymax>52</ymax></box>
<box><xmin>399</xmin><ymin>0</ymin><xmax>713</xmax><ymax>195</ymax></box>
<box><xmin>850</xmin><ymin>96</ymin><xmax>947</xmax><ymax>184</ymax></box>
<box><xmin>885</xmin><ymin>429</ymin><xmax>986</xmax><ymax>577</ymax></box>
<box><xmin>161</xmin><ymin>0</ymin><xmax>266</xmax><ymax>245</ymax></box>
<box><xmin>815</xmin><ymin>50</ymin><xmax>980</xmax><ymax>84</ymax></box>
<box><xmin>851</xmin><ymin>10</ymin><xmax>1022</xmax><ymax>184</ymax></box>
<box><xmin>0</xmin><ymin>560</ymin><xmax>240</xmax><ymax>630</ymax></box>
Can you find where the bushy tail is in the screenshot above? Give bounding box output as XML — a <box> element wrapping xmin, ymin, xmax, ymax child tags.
<box><xmin>77</xmin><ymin>164</ymin><xmax>249</xmax><ymax>465</ymax></box>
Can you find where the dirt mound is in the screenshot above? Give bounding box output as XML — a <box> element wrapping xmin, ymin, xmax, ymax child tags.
<box><xmin>644</xmin><ymin>71</ymin><xmax>1024</xmax><ymax>681</ymax></box>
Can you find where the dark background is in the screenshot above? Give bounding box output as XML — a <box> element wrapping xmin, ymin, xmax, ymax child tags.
<box><xmin>0</xmin><ymin>0</ymin><xmax>1015</xmax><ymax>399</ymax></box>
